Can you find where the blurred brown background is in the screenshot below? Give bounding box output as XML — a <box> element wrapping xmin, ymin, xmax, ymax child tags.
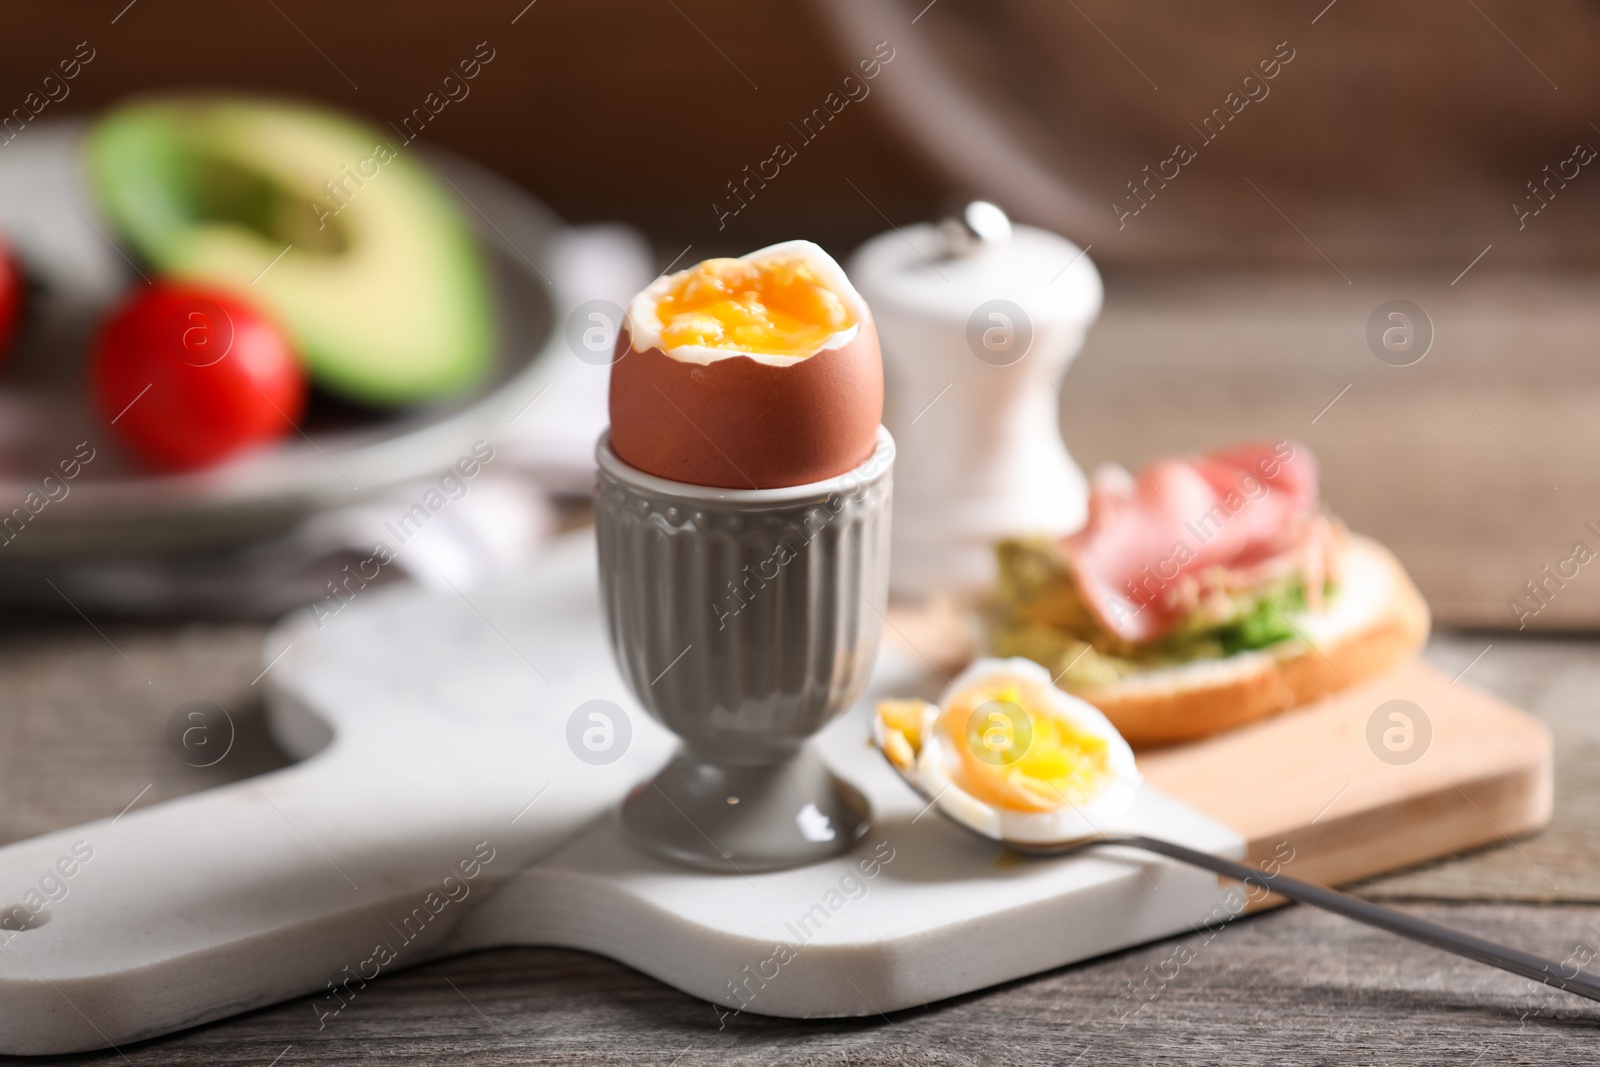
<box><xmin>858</xmin><ymin>0</ymin><xmax>1600</xmax><ymax>268</ymax></box>
<box><xmin>8</xmin><ymin>0</ymin><xmax>1596</xmax><ymax>266</ymax></box>
<box><xmin>4</xmin><ymin>0</ymin><xmax>1599</xmax><ymax>628</ymax></box>
<box><xmin>1</xmin><ymin>11</ymin><xmax>1597</xmax><ymax>1061</ymax></box>
<box><xmin>0</xmin><ymin>0</ymin><xmax>944</xmax><ymax>256</ymax></box>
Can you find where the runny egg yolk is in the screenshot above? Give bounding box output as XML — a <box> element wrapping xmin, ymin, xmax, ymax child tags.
<box><xmin>945</xmin><ymin>681</ymin><xmax>1112</xmax><ymax>814</ymax></box>
<box><xmin>655</xmin><ymin>254</ymin><xmax>854</xmax><ymax>358</ymax></box>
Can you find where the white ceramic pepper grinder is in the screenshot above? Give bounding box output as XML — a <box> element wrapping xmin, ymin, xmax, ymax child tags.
<box><xmin>849</xmin><ymin>202</ymin><xmax>1103</xmax><ymax>599</ymax></box>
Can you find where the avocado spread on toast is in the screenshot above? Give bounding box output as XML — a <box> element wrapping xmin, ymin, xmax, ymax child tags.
<box><xmin>990</xmin><ymin>536</ymin><xmax>1334</xmax><ymax>690</ymax></box>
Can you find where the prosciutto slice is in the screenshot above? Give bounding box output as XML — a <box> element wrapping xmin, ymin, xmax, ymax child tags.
<box><xmin>1061</xmin><ymin>440</ymin><xmax>1331</xmax><ymax>644</ymax></box>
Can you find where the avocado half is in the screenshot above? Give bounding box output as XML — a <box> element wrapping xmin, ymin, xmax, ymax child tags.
<box><xmin>87</xmin><ymin>96</ymin><xmax>495</xmax><ymax>405</ymax></box>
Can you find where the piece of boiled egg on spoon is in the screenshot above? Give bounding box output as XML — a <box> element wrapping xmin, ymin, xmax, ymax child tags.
<box><xmin>874</xmin><ymin>657</ymin><xmax>1600</xmax><ymax>1004</ymax></box>
<box><xmin>874</xmin><ymin>657</ymin><xmax>1140</xmax><ymax>843</ymax></box>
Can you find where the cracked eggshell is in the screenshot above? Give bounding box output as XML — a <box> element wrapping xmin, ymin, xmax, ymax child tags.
<box><xmin>607</xmin><ymin>240</ymin><xmax>883</xmax><ymax>490</ymax></box>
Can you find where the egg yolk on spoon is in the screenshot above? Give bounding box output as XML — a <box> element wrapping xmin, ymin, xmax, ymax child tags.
<box><xmin>942</xmin><ymin>681</ymin><xmax>1113</xmax><ymax>814</ymax></box>
<box><xmin>654</xmin><ymin>254</ymin><xmax>855</xmax><ymax>358</ymax></box>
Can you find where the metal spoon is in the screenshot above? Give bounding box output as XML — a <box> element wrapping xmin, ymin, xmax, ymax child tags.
<box><xmin>887</xmin><ymin>763</ymin><xmax>1600</xmax><ymax>1003</ymax></box>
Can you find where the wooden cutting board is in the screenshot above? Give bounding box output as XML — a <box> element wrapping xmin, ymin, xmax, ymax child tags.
<box><xmin>0</xmin><ymin>535</ymin><xmax>1551</xmax><ymax>1055</ymax></box>
<box><xmin>1138</xmin><ymin>658</ymin><xmax>1553</xmax><ymax>894</ymax></box>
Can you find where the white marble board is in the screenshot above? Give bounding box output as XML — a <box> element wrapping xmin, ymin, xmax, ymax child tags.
<box><xmin>0</xmin><ymin>533</ymin><xmax>1241</xmax><ymax>1055</ymax></box>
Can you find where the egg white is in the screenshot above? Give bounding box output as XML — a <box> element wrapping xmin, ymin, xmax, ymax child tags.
<box><xmin>877</xmin><ymin>657</ymin><xmax>1142</xmax><ymax>844</ymax></box>
<box><xmin>624</xmin><ymin>239</ymin><xmax>871</xmax><ymax>368</ymax></box>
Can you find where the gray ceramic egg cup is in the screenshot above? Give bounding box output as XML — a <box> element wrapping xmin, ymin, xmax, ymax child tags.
<box><xmin>594</xmin><ymin>427</ymin><xmax>894</xmax><ymax>873</ymax></box>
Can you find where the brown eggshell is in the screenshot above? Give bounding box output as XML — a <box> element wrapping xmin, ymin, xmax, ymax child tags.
<box><xmin>608</xmin><ymin>322</ymin><xmax>883</xmax><ymax>489</ymax></box>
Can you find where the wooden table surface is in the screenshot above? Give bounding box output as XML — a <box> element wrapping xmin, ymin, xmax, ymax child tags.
<box><xmin>1063</xmin><ymin>269</ymin><xmax>1600</xmax><ymax>632</ymax></box>
<box><xmin>4</xmin><ymin>615</ymin><xmax>1599</xmax><ymax>1066</ymax></box>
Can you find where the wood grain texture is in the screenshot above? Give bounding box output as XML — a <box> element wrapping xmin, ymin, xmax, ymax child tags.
<box><xmin>1139</xmin><ymin>660</ymin><xmax>1551</xmax><ymax>889</ymax></box>
<box><xmin>1060</xmin><ymin>270</ymin><xmax>1600</xmax><ymax>630</ymax></box>
<box><xmin>11</xmin><ymin>907</ymin><xmax>1600</xmax><ymax>1065</ymax></box>
<box><xmin>1357</xmin><ymin>633</ymin><xmax>1600</xmax><ymax>904</ymax></box>
<box><xmin>3</xmin><ymin>620</ymin><xmax>1598</xmax><ymax>1061</ymax></box>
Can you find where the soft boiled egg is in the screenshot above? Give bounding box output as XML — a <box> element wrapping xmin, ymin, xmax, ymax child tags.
<box><xmin>608</xmin><ymin>240</ymin><xmax>883</xmax><ymax>489</ymax></box>
<box><xmin>875</xmin><ymin>657</ymin><xmax>1141</xmax><ymax>843</ymax></box>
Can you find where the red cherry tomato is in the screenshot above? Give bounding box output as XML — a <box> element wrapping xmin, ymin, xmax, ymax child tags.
<box><xmin>90</xmin><ymin>283</ymin><xmax>306</xmax><ymax>470</ymax></box>
<box><xmin>0</xmin><ymin>238</ymin><xmax>23</xmax><ymax>363</ymax></box>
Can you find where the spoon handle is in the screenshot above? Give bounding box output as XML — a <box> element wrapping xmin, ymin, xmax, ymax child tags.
<box><xmin>1097</xmin><ymin>834</ymin><xmax>1600</xmax><ymax>1002</ymax></box>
